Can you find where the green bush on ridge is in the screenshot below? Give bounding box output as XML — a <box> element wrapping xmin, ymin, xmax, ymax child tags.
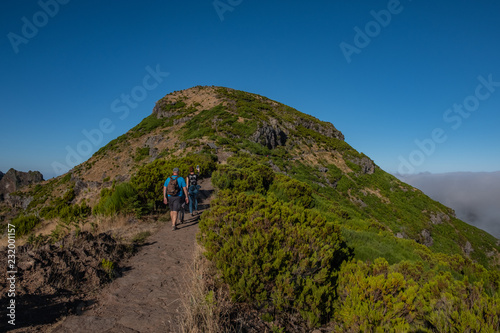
<box><xmin>11</xmin><ymin>214</ymin><xmax>41</xmax><ymax>236</ymax></box>
<box><xmin>40</xmin><ymin>185</ymin><xmax>91</xmax><ymax>222</ymax></box>
<box><xmin>333</xmin><ymin>258</ymin><xmax>500</xmax><ymax>332</ymax></box>
<box><xmin>211</xmin><ymin>156</ymin><xmax>274</xmax><ymax>194</ymax></box>
<box><xmin>198</xmin><ymin>190</ymin><xmax>352</xmax><ymax>327</ymax></box>
<box><xmin>93</xmin><ymin>182</ymin><xmax>139</xmax><ymax>216</ymax></box>
<box><xmin>196</xmin><ymin>148</ymin><xmax>500</xmax><ymax>331</ymax></box>
<box><xmin>269</xmin><ymin>173</ymin><xmax>314</xmax><ymax>208</ymax></box>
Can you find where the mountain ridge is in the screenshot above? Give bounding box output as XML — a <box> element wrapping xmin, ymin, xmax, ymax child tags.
<box><xmin>1</xmin><ymin>85</ymin><xmax>499</xmax><ymax>331</ymax></box>
<box><xmin>3</xmin><ymin>86</ymin><xmax>499</xmax><ymax>264</ymax></box>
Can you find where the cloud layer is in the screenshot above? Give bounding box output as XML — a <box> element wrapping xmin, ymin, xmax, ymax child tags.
<box><xmin>395</xmin><ymin>171</ymin><xmax>500</xmax><ymax>239</ymax></box>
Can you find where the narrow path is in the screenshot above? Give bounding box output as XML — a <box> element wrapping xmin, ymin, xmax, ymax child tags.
<box><xmin>48</xmin><ymin>178</ymin><xmax>214</xmax><ymax>333</ymax></box>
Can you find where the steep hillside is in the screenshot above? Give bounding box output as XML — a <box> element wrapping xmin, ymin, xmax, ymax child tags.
<box><xmin>73</xmin><ymin>84</ymin><xmax>498</xmax><ymax>269</ymax></box>
<box><xmin>1</xmin><ymin>86</ymin><xmax>499</xmax><ymax>331</ymax></box>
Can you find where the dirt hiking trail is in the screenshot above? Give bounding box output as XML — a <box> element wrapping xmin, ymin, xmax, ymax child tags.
<box><xmin>37</xmin><ymin>178</ymin><xmax>214</xmax><ymax>333</ymax></box>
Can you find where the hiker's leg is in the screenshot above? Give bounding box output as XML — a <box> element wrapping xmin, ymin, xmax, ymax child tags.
<box><xmin>180</xmin><ymin>202</ymin><xmax>185</xmax><ymax>222</ymax></box>
<box><xmin>189</xmin><ymin>195</ymin><xmax>194</xmax><ymax>214</ymax></box>
<box><xmin>171</xmin><ymin>211</ymin><xmax>178</xmax><ymax>226</ymax></box>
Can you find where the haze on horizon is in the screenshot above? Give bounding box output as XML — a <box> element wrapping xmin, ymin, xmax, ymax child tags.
<box><xmin>396</xmin><ymin>171</ymin><xmax>500</xmax><ymax>239</ymax></box>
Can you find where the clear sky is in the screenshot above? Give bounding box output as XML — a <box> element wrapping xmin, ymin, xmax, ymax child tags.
<box><xmin>1</xmin><ymin>0</ymin><xmax>499</xmax><ymax>179</ymax></box>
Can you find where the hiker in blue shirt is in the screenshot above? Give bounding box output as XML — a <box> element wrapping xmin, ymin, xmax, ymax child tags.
<box><xmin>163</xmin><ymin>167</ymin><xmax>188</xmax><ymax>230</ymax></box>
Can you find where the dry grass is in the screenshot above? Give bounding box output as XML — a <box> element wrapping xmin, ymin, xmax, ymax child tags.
<box><xmin>179</xmin><ymin>243</ymin><xmax>239</xmax><ymax>333</ymax></box>
<box><xmin>80</xmin><ymin>213</ymin><xmax>164</xmax><ymax>242</ymax></box>
<box><xmin>1</xmin><ymin>213</ymin><xmax>166</xmax><ymax>247</ymax></box>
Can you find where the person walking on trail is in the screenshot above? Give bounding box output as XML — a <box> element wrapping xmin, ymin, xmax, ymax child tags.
<box><xmin>163</xmin><ymin>167</ymin><xmax>188</xmax><ymax>230</ymax></box>
<box><xmin>187</xmin><ymin>166</ymin><xmax>200</xmax><ymax>216</ymax></box>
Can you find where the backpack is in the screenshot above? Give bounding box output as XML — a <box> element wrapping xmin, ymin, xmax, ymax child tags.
<box><xmin>188</xmin><ymin>174</ymin><xmax>198</xmax><ymax>186</ymax></box>
<box><xmin>166</xmin><ymin>176</ymin><xmax>180</xmax><ymax>196</ymax></box>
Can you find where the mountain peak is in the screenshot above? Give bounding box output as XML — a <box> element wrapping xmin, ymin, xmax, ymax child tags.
<box><xmin>153</xmin><ymin>85</ymin><xmax>345</xmax><ymax>146</ymax></box>
<box><xmin>152</xmin><ymin>86</ymin><xmax>224</xmax><ymax>118</ymax></box>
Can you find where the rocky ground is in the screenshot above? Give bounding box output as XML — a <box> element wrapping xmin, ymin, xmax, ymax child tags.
<box><xmin>1</xmin><ymin>178</ymin><xmax>214</xmax><ymax>333</ymax></box>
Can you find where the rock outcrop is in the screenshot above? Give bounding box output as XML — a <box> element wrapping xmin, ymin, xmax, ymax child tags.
<box><xmin>297</xmin><ymin>118</ymin><xmax>344</xmax><ymax>141</ymax></box>
<box><xmin>347</xmin><ymin>156</ymin><xmax>375</xmax><ymax>174</ymax></box>
<box><xmin>251</xmin><ymin>123</ymin><xmax>288</xmax><ymax>149</ymax></box>
<box><xmin>419</xmin><ymin>229</ymin><xmax>434</xmax><ymax>247</ymax></box>
<box><xmin>0</xmin><ymin>168</ymin><xmax>44</xmax><ymax>201</ymax></box>
<box><xmin>430</xmin><ymin>212</ymin><xmax>451</xmax><ymax>224</ymax></box>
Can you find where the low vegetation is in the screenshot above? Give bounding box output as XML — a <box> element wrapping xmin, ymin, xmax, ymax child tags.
<box><xmin>199</xmin><ymin>189</ymin><xmax>352</xmax><ymax>327</ymax></box>
<box><xmin>197</xmin><ymin>154</ymin><xmax>500</xmax><ymax>331</ymax></box>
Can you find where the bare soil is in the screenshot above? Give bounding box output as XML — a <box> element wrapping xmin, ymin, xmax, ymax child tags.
<box><xmin>2</xmin><ymin>178</ymin><xmax>214</xmax><ymax>333</ymax></box>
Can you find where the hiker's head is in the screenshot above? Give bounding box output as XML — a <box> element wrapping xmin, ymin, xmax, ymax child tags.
<box><xmin>173</xmin><ymin>167</ymin><xmax>179</xmax><ymax>175</ymax></box>
<box><xmin>189</xmin><ymin>166</ymin><xmax>194</xmax><ymax>173</ymax></box>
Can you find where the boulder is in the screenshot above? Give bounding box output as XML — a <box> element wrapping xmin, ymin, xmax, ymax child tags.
<box><xmin>420</xmin><ymin>229</ymin><xmax>433</xmax><ymax>247</ymax></box>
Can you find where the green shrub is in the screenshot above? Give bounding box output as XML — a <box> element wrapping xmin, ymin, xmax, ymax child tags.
<box><xmin>162</xmin><ymin>100</ymin><xmax>186</xmax><ymax>111</ymax></box>
<box><xmin>182</xmin><ymin>105</ymin><xmax>227</xmax><ymax>140</ymax></box>
<box><xmin>58</xmin><ymin>202</ymin><xmax>92</xmax><ymax>222</ymax></box>
<box><xmin>333</xmin><ymin>258</ymin><xmax>500</xmax><ymax>332</ymax></box>
<box><xmin>129</xmin><ymin>114</ymin><xmax>168</xmax><ymax>138</ymax></box>
<box><xmin>269</xmin><ymin>173</ymin><xmax>313</xmax><ymax>208</ymax></box>
<box><xmin>326</xmin><ymin>164</ymin><xmax>343</xmax><ymax>184</ymax></box>
<box><xmin>60</xmin><ymin>173</ymin><xmax>72</xmax><ymax>184</ymax></box>
<box><xmin>211</xmin><ymin>156</ymin><xmax>274</xmax><ymax>194</ymax></box>
<box><xmin>93</xmin><ymin>182</ymin><xmax>139</xmax><ymax>216</ymax></box>
<box><xmin>35</xmin><ymin>185</ymin><xmax>91</xmax><ymax>223</ymax></box>
<box><xmin>198</xmin><ymin>190</ymin><xmax>352</xmax><ymax>327</ymax></box>
<box><xmin>101</xmin><ymin>258</ymin><xmax>116</xmax><ymax>279</ymax></box>
<box><xmin>134</xmin><ymin>147</ymin><xmax>150</xmax><ymax>162</ymax></box>
<box><xmin>11</xmin><ymin>214</ymin><xmax>41</xmax><ymax>236</ymax></box>
<box><xmin>39</xmin><ymin>186</ymin><xmax>91</xmax><ymax>222</ymax></box>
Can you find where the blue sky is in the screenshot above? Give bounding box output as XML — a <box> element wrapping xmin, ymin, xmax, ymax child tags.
<box><xmin>1</xmin><ymin>0</ymin><xmax>499</xmax><ymax>179</ymax></box>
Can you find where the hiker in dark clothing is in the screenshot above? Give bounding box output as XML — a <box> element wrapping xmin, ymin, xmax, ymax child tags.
<box><xmin>163</xmin><ymin>167</ymin><xmax>188</xmax><ymax>230</ymax></box>
<box><xmin>187</xmin><ymin>166</ymin><xmax>200</xmax><ymax>216</ymax></box>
